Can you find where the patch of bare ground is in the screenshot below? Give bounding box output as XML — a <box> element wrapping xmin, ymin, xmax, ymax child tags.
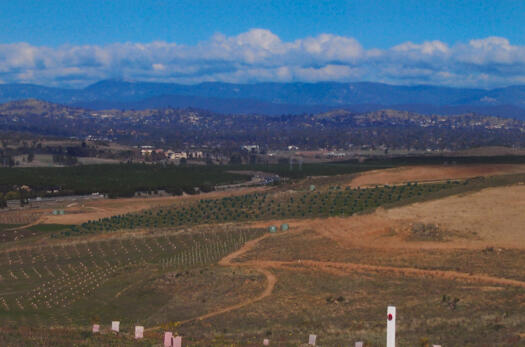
<box><xmin>382</xmin><ymin>184</ymin><xmax>525</xmax><ymax>248</ymax></box>
<box><xmin>254</xmin><ymin>184</ymin><xmax>525</xmax><ymax>251</ymax></box>
<box><xmin>348</xmin><ymin>164</ymin><xmax>525</xmax><ymax>187</ymax></box>
<box><xmin>243</xmin><ymin>228</ymin><xmax>525</xmax><ymax>281</ymax></box>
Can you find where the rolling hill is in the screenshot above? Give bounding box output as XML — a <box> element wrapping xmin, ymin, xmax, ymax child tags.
<box><xmin>0</xmin><ymin>80</ymin><xmax>524</xmax><ymax>119</ymax></box>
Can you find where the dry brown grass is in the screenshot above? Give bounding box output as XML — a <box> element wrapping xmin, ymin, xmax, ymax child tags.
<box><xmin>382</xmin><ymin>184</ymin><xmax>525</xmax><ymax>247</ymax></box>
<box><xmin>348</xmin><ymin>164</ymin><xmax>525</xmax><ymax>187</ymax></box>
<box><xmin>3</xmin><ymin>166</ymin><xmax>525</xmax><ymax>345</ymax></box>
<box><xmin>251</xmin><ymin>183</ymin><xmax>525</xmax><ymax>252</ymax></box>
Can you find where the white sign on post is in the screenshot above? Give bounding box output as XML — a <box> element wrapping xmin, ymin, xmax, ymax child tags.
<box><xmin>387</xmin><ymin>306</ymin><xmax>396</xmax><ymax>347</ymax></box>
<box><xmin>135</xmin><ymin>326</ymin><xmax>144</xmax><ymax>339</ymax></box>
<box><xmin>111</xmin><ymin>321</ymin><xmax>120</xmax><ymax>333</ymax></box>
<box><xmin>308</xmin><ymin>334</ymin><xmax>317</xmax><ymax>345</ymax></box>
<box><xmin>172</xmin><ymin>335</ymin><xmax>182</xmax><ymax>347</ymax></box>
<box><xmin>164</xmin><ymin>332</ymin><xmax>173</xmax><ymax>347</ymax></box>
<box><xmin>263</xmin><ymin>338</ymin><xmax>270</xmax><ymax>345</ymax></box>
<box><xmin>92</xmin><ymin>324</ymin><xmax>100</xmax><ymax>333</ymax></box>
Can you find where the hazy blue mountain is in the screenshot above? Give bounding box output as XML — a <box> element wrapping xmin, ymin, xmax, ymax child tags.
<box><xmin>0</xmin><ymin>83</ymin><xmax>79</xmax><ymax>102</ymax></box>
<box><xmin>72</xmin><ymin>94</ymin><xmax>332</xmax><ymax>115</ymax></box>
<box><xmin>0</xmin><ymin>80</ymin><xmax>524</xmax><ymax>118</ymax></box>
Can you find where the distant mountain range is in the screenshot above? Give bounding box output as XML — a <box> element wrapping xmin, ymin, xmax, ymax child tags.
<box><xmin>1</xmin><ymin>80</ymin><xmax>525</xmax><ymax>119</ymax></box>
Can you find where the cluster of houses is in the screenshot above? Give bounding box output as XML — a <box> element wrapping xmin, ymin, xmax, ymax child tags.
<box><xmin>139</xmin><ymin>146</ymin><xmax>204</xmax><ymax>160</ymax></box>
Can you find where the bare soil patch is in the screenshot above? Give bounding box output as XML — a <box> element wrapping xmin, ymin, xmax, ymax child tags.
<box><xmin>251</xmin><ymin>184</ymin><xmax>525</xmax><ymax>250</ymax></box>
<box><xmin>348</xmin><ymin>164</ymin><xmax>525</xmax><ymax>187</ymax></box>
<box><xmin>383</xmin><ymin>184</ymin><xmax>525</xmax><ymax>247</ymax></box>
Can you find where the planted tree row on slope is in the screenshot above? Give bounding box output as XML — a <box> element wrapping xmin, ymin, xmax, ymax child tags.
<box><xmin>73</xmin><ymin>180</ymin><xmax>474</xmax><ymax>235</ymax></box>
<box><xmin>0</xmin><ymin>227</ymin><xmax>264</xmax><ymax>326</ymax></box>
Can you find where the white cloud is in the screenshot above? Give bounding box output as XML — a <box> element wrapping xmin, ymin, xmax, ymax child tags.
<box><xmin>152</xmin><ymin>63</ymin><xmax>166</xmax><ymax>71</ymax></box>
<box><xmin>455</xmin><ymin>36</ymin><xmax>525</xmax><ymax>65</ymax></box>
<box><xmin>0</xmin><ymin>30</ymin><xmax>524</xmax><ymax>88</ymax></box>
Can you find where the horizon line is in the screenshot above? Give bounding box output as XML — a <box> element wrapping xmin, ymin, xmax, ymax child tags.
<box><xmin>1</xmin><ymin>79</ymin><xmax>525</xmax><ymax>91</ymax></box>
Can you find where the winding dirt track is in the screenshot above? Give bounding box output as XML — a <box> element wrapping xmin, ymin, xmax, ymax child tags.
<box><xmin>160</xmin><ymin>231</ymin><xmax>525</xmax><ymax>328</ymax></box>
<box><xmin>177</xmin><ymin>234</ymin><xmax>277</xmax><ymax>325</ymax></box>
<box><xmin>178</xmin><ymin>268</ymin><xmax>276</xmax><ymax>326</ymax></box>
<box><xmin>252</xmin><ymin>260</ymin><xmax>525</xmax><ymax>288</ymax></box>
<box><xmin>145</xmin><ymin>234</ymin><xmax>277</xmax><ymax>331</ymax></box>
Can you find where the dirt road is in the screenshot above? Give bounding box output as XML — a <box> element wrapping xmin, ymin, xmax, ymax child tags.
<box><xmin>179</xmin><ymin>233</ymin><xmax>276</xmax><ymax>325</ymax></box>
<box><xmin>166</xmin><ymin>224</ymin><xmax>525</xmax><ymax>327</ymax></box>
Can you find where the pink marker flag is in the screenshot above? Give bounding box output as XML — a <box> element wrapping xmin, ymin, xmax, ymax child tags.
<box><xmin>92</xmin><ymin>324</ymin><xmax>100</xmax><ymax>333</ymax></box>
<box><xmin>172</xmin><ymin>335</ymin><xmax>182</xmax><ymax>347</ymax></box>
<box><xmin>308</xmin><ymin>334</ymin><xmax>317</xmax><ymax>346</ymax></box>
<box><xmin>164</xmin><ymin>332</ymin><xmax>173</xmax><ymax>347</ymax></box>
<box><xmin>135</xmin><ymin>326</ymin><xmax>144</xmax><ymax>339</ymax></box>
<box><xmin>111</xmin><ymin>321</ymin><xmax>120</xmax><ymax>333</ymax></box>
<box><xmin>263</xmin><ymin>338</ymin><xmax>270</xmax><ymax>345</ymax></box>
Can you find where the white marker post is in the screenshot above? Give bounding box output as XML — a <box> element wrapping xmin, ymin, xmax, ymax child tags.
<box><xmin>92</xmin><ymin>324</ymin><xmax>100</xmax><ymax>333</ymax></box>
<box><xmin>164</xmin><ymin>332</ymin><xmax>173</xmax><ymax>347</ymax></box>
<box><xmin>111</xmin><ymin>321</ymin><xmax>120</xmax><ymax>333</ymax></box>
<box><xmin>172</xmin><ymin>335</ymin><xmax>182</xmax><ymax>347</ymax></box>
<box><xmin>355</xmin><ymin>342</ymin><xmax>364</xmax><ymax>347</ymax></box>
<box><xmin>387</xmin><ymin>306</ymin><xmax>396</xmax><ymax>347</ymax></box>
<box><xmin>308</xmin><ymin>334</ymin><xmax>317</xmax><ymax>346</ymax></box>
<box><xmin>263</xmin><ymin>338</ymin><xmax>270</xmax><ymax>345</ymax></box>
<box><xmin>135</xmin><ymin>326</ymin><xmax>144</xmax><ymax>339</ymax></box>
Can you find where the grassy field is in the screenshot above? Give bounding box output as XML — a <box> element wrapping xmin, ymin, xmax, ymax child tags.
<box><xmin>1</xmin><ymin>162</ymin><xmax>525</xmax><ymax>346</ymax></box>
<box><xmin>227</xmin><ymin>230</ymin><xmax>525</xmax><ymax>346</ymax></box>
<box><xmin>0</xmin><ymin>227</ymin><xmax>264</xmax><ymax>326</ymax></box>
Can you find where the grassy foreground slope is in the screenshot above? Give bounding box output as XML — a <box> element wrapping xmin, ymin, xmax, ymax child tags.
<box><xmin>0</xmin><ymin>227</ymin><xmax>265</xmax><ymax>334</ymax></box>
<box><xmin>1</xmin><ymin>163</ymin><xmax>525</xmax><ymax>345</ymax></box>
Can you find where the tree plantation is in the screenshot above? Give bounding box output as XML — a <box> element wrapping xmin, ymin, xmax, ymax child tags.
<box><xmin>72</xmin><ymin>180</ymin><xmax>469</xmax><ymax>235</ymax></box>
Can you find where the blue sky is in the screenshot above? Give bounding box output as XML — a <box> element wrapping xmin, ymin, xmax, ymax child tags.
<box><xmin>0</xmin><ymin>0</ymin><xmax>524</xmax><ymax>87</ymax></box>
